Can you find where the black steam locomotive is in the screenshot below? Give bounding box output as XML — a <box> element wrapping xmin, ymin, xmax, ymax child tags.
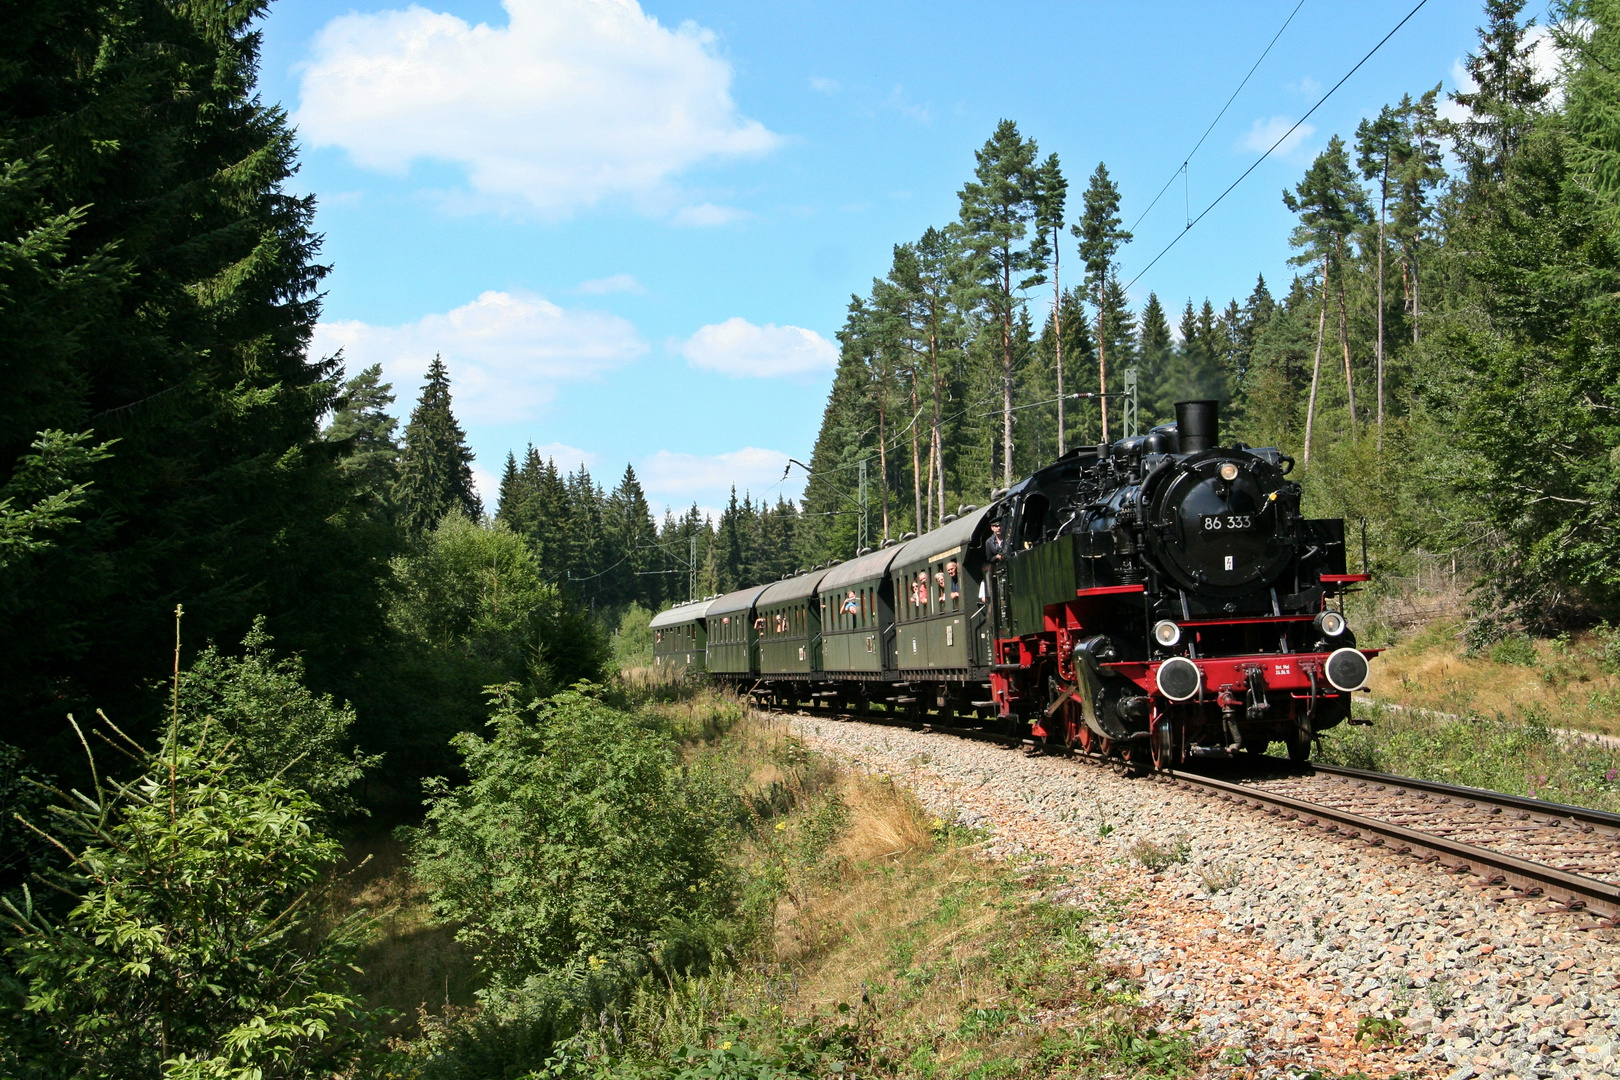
<box><xmin>650</xmin><ymin>400</ymin><xmax>1373</xmax><ymax>768</ymax></box>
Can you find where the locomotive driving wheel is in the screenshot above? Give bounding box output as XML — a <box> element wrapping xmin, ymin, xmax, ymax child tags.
<box><xmin>1287</xmin><ymin>713</ymin><xmax>1313</xmax><ymax>762</ymax></box>
<box><xmin>1150</xmin><ymin>716</ymin><xmax>1177</xmax><ymax>771</ymax></box>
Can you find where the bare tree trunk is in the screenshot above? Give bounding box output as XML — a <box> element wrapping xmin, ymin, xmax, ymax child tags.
<box><xmin>1376</xmin><ymin>177</ymin><xmax>1387</xmax><ymax>450</ymax></box>
<box><xmin>1054</xmin><ymin>230</ymin><xmax>1065</xmax><ymax>457</ymax></box>
<box><xmin>928</xmin><ymin>325</ymin><xmax>943</xmax><ymax>529</ymax></box>
<box><xmin>1097</xmin><ymin>290</ymin><xmax>1109</xmax><ymax>443</ymax></box>
<box><xmin>909</xmin><ymin>371</ymin><xmax>923</xmax><ymax>534</ymax></box>
<box><xmin>1001</xmin><ymin>275</ymin><xmax>1014</xmax><ymax>488</ymax></box>
<box><xmin>1412</xmin><ymin>249</ymin><xmax>1421</xmax><ymax>346</ymax></box>
<box><xmin>877</xmin><ymin>401</ymin><xmax>889</xmax><ymax>541</ymax></box>
<box><xmin>1304</xmin><ymin>260</ymin><xmax>1329</xmax><ymax>468</ymax></box>
<box><xmin>1337</xmin><ymin>274</ymin><xmax>1356</xmax><ymax>427</ymax></box>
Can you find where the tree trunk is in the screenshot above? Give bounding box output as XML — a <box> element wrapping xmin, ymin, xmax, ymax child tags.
<box><xmin>1097</xmin><ymin>287</ymin><xmax>1109</xmax><ymax>443</ymax></box>
<box><xmin>1376</xmin><ymin>173</ymin><xmax>1387</xmax><ymax>449</ymax></box>
<box><xmin>909</xmin><ymin>371</ymin><xmax>923</xmax><ymax>534</ymax></box>
<box><xmin>1304</xmin><ymin>260</ymin><xmax>1329</xmax><ymax>468</ymax></box>
<box><xmin>1336</xmin><ymin>259</ymin><xmax>1356</xmax><ymax>427</ymax></box>
<box><xmin>929</xmin><ymin>323</ymin><xmax>944</xmax><ymax>529</ymax></box>
<box><xmin>1054</xmin><ymin>231</ymin><xmax>1065</xmax><ymax>457</ymax></box>
<box><xmin>877</xmin><ymin>401</ymin><xmax>889</xmax><ymax>541</ymax></box>
<box><xmin>1412</xmin><ymin>249</ymin><xmax>1421</xmax><ymax>346</ymax></box>
<box><xmin>1001</xmin><ymin>272</ymin><xmax>1014</xmax><ymax>488</ymax></box>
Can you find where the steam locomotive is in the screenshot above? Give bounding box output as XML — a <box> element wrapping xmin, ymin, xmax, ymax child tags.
<box><xmin>649</xmin><ymin>400</ymin><xmax>1373</xmax><ymax>768</ymax></box>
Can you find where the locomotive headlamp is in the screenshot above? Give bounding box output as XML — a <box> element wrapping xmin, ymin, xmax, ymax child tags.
<box><xmin>1314</xmin><ymin>610</ymin><xmax>1348</xmax><ymax>637</ymax></box>
<box><xmin>1153</xmin><ymin>619</ymin><xmax>1182</xmax><ymax>648</ymax></box>
<box><xmin>1218</xmin><ymin>462</ymin><xmax>1240</xmax><ymax>481</ymax></box>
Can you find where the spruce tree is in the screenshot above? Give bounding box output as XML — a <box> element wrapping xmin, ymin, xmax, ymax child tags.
<box><xmin>394</xmin><ymin>356</ymin><xmax>482</xmax><ymax>532</ymax></box>
<box><xmin>1452</xmin><ymin>0</ymin><xmax>1551</xmax><ymax>186</ymax></box>
<box><xmin>1137</xmin><ymin>294</ymin><xmax>1174</xmax><ymax>424</ymax></box>
<box><xmin>606</xmin><ymin>464</ymin><xmax>661</xmax><ymax>609</ymax></box>
<box><xmin>1</xmin><ymin>0</ymin><xmax>389</xmax><ymax>754</ymax></box>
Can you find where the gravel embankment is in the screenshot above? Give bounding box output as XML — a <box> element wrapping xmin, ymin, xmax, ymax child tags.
<box><xmin>788</xmin><ymin>715</ymin><xmax>1620</xmax><ymax>1080</ymax></box>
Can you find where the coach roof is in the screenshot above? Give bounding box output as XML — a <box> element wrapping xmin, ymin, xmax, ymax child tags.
<box><xmin>648</xmin><ymin>597</ymin><xmax>716</xmax><ymax>629</ymax></box>
<box><xmin>757</xmin><ymin>567</ymin><xmax>831</xmax><ymax>606</ymax></box>
<box><xmin>891</xmin><ymin>504</ymin><xmax>994</xmax><ymax>568</ymax></box>
<box><xmin>819</xmin><ymin>545</ymin><xmax>904</xmax><ymax>592</ymax></box>
<box><xmin>705</xmin><ymin>583</ymin><xmax>771</xmax><ymax>620</ymax></box>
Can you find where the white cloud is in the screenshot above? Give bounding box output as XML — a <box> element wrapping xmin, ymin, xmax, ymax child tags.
<box><xmin>640</xmin><ymin>447</ymin><xmax>794</xmax><ymax>500</ymax></box>
<box><xmin>809</xmin><ymin>76</ymin><xmax>840</xmax><ymax>94</ymax></box>
<box><xmin>527</xmin><ymin>442</ymin><xmax>597</xmax><ymax>471</ymax></box>
<box><xmin>671</xmin><ymin>202</ymin><xmax>752</xmax><ymax>227</ymax></box>
<box><xmin>472</xmin><ymin>467</ymin><xmax>500</xmax><ymax>508</ymax></box>
<box><xmin>677</xmin><ymin>317</ymin><xmax>837</xmax><ymax>378</ymax></box>
<box><xmin>576</xmin><ymin>273</ymin><xmax>645</xmax><ymax>295</ymax></box>
<box><xmin>294</xmin><ymin>0</ymin><xmax>780</xmax><ymax>218</ymax></box>
<box><xmin>314</xmin><ymin>290</ymin><xmax>646</xmax><ymax>423</ymax></box>
<box><xmin>1238</xmin><ymin>116</ymin><xmax>1315</xmax><ymax>157</ymax></box>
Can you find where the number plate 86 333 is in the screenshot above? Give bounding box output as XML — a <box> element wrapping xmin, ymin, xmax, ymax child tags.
<box><xmin>1201</xmin><ymin>514</ymin><xmax>1253</xmax><ymax>531</ymax></box>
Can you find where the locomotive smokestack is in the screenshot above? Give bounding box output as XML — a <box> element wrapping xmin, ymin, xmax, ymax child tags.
<box><xmin>1176</xmin><ymin>400</ymin><xmax>1220</xmax><ymax>453</ymax></box>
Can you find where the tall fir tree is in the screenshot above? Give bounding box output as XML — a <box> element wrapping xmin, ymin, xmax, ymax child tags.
<box><xmin>0</xmin><ymin>0</ymin><xmax>391</xmax><ymax>759</ymax></box>
<box><xmin>324</xmin><ymin>363</ymin><xmax>401</xmax><ymax>516</ymax></box>
<box><xmin>394</xmin><ymin>355</ymin><xmax>482</xmax><ymax>532</ymax></box>
<box><xmin>1452</xmin><ymin>0</ymin><xmax>1551</xmax><ymax>186</ymax></box>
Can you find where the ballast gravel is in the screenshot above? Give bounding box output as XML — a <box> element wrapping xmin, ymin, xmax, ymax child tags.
<box><xmin>787</xmin><ymin>714</ymin><xmax>1620</xmax><ymax>1080</ymax></box>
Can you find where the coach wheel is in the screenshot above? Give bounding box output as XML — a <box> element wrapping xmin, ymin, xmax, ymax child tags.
<box><xmin>1150</xmin><ymin>718</ymin><xmax>1177</xmax><ymax>771</ymax></box>
<box><xmin>1287</xmin><ymin>714</ymin><xmax>1313</xmax><ymax>763</ymax></box>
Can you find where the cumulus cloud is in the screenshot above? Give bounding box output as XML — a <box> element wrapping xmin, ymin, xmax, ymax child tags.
<box><xmin>576</xmin><ymin>273</ymin><xmax>645</xmax><ymax>295</ymax></box>
<box><xmin>1238</xmin><ymin>116</ymin><xmax>1315</xmax><ymax>157</ymax></box>
<box><xmin>677</xmin><ymin>318</ymin><xmax>837</xmax><ymax>378</ymax></box>
<box><xmin>527</xmin><ymin>442</ymin><xmax>597</xmax><ymax>471</ymax></box>
<box><xmin>314</xmin><ymin>290</ymin><xmax>646</xmax><ymax>424</ymax></box>
<box><xmin>809</xmin><ymin>76</ymin><xmax>840</xmax><ymax>93</ymax></box>
<box><xmin>294</xmin><ymin>0</ymin><xmax>780</xmax><ymax>218</ymax></box>
<box><xmin>671</xmin><ymin>202</ymin><xmax>751</xmax><ymax>227</ymax></box>
<box><xmin>640</xmin><ymin>447</ymin><xmax>795</xmax><ymax>502</ymax></box>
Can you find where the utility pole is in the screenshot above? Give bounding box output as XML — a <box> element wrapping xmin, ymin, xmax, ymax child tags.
<box><xmin>1123</xmin><ymin>367</ymin><xmax>1139</xmax><ymax>439</ymax></box>
<box><xmin>857</xmin><ymin>458</ymin><xmax>869</xmax><ymax>553</ymax></box>
<box><xmin>689</xmin><ymin>535</ymin><xmax>697</xmax><ymax>602</ymax></box>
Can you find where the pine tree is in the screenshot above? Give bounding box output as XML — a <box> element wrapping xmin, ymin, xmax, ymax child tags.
<box><xmin>606</xmin><ymin>464</ymin><xmax>661</xmax><ymax>609</ymax></box>
<box><xmin>1137</xmin><ymin>294</ymin><xmax>1174</xmax><ymax>424</ymax></box>
<box><xmin>1074</xmin><ymin>163</ymin><xmax>1133</xmax><ymax>441</ymax></box>
<box><xmin>1391</xmin><ymin>87</ymin><xmax>1449</xmax><ymax>345</ymax></box>
<box><xmin>957</xmin><ymin>120</ymin><xmax>1045</xmax><ymax>487</ymax></box>
<box><xmin>1034</xmin><ymin>153</ymin><xmax>1070</xmax><ymax>454</ymax></box>
<box><xmin>394</xmin><ymin>356</ymin><xmax>482</xmax><ymax>532</ymax></box>
<box><xmin>324</xmin><ymin>364</ymin><xmax>400</xmax><ymax>514</ymax></box>
<box><xmin>1284</xmin><ymin>137</ymin><xmax>1371</xmax><ymax>464</ymax></box>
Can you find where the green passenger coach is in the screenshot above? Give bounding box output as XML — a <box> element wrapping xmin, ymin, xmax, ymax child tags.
<box><xmin>818</xmin><ymin>546</ymin><xmax>901</xmax><ymax>673</ymax></box>
<box><xmin>756</xmin><ymin>569</ymin><xmax>829</xmax><ymax>674</ymax></box>
<box><xmin>649</xmin><ymin>597</ymin><xmax>714</xmax><ymax>673</ymax></box>
<box><xmin>890</xmin><ymin>507</ymin><xmax>992</xmax><ymax>673</ymax></box>
<box><xmin>704</xmin><ymin>584</ymin><xmax>770</xmax><ymax>674</ymax></box>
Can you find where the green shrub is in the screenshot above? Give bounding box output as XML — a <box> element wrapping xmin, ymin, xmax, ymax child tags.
<box><xmin>1487</xmin><ymin>634</ymin><xmax>1538</xmax><ymax>666</ymax></box>
<box><xmin>178</xmin><ymin>617</ymin><xmax>378</xmax><ymax>818</ymax></box>
<box><xmin>0</xmin><ymin>721</ymin><xmax>378</xmax><ymax>1078</ymax></box>
<box><xmin>410</xmin><ymin>685</ymin><xmax>739</xmax><ymax>992</ymax></box>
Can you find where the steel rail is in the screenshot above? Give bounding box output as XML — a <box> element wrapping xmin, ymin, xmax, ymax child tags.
<box><xmin>1306</xmin><ymin>762</ymin><xmax>1620</xmax><ymax>834</ymax></box>
<box><xmin>1161</xmin><ymin>767</ymin><xmax>1620</xmax><ymax>922</ymax></box>
<box><xmin>773</xmin><ymin>699</ymin><xmax>1620</xmax><ymax>923</ymax></box>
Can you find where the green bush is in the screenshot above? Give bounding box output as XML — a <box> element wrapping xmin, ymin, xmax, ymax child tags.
<box><xmin>410</xmin><ymin>685</ymin><xmax>739</xmax><ymax>992</ymax></box>
<box><xmin>178</xmin><ymin>617</ymin><xmax>378</xmax><ymax>818</ymax></box>
<box><xmin>0</xmin><ymin>721</ymin><xmax>378</xmax><ymax>1079</ymax></box>
<box><xmin>613</xmin><ymin>605</ymin><xmax>656</xmax><ymax>669</ymax></box>
<box><xmin>1487</xmin><ymin>634</ymin><xmax>1538</xmax><ymax>667</ymax></box>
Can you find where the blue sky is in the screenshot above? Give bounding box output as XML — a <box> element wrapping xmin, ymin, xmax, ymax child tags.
<box><xmin>257</xmin><ymin>0</ymin><xmax>1531</xmax><ymax>520</ymax></box>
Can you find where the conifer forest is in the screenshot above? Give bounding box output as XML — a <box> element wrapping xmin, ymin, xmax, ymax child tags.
<box><xmin>7</xmin><ymin>1</ymin><xmax>1620</xmax><ymax>1078</ymax></box>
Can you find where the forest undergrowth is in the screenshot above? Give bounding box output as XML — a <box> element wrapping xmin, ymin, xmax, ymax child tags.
<box><xmin>348</xmin><ymin>683</ymin><xmax>1198</xmax><ymax>1080</ymax></box>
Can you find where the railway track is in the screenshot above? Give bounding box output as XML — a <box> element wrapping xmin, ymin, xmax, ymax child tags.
<box><xmin>772</xmin><ymin>699</ymin><xmax>1620</xmax><ymax>925</ymax></box>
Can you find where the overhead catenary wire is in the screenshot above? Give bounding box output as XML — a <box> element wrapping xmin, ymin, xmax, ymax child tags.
<box><xmin>1126</xmin><ymin>0</ymin><xmax>1310</xmax><ymax>237</ymax></box>
<box><xmin>1124</xmin><ymin>0</ymin><xmax>1432</xmax><ymax>294</ymax></box>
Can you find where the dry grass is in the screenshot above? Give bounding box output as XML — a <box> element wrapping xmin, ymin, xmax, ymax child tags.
<box><xmin>338</xmin><ymin>830</ymin><xmax>476</xmax><ymax>1038</ymax></box>
<box><xmin>1364</xmin><ymin>617</ymin><xmax>1620</xmax><ymax>736</ymax></box>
